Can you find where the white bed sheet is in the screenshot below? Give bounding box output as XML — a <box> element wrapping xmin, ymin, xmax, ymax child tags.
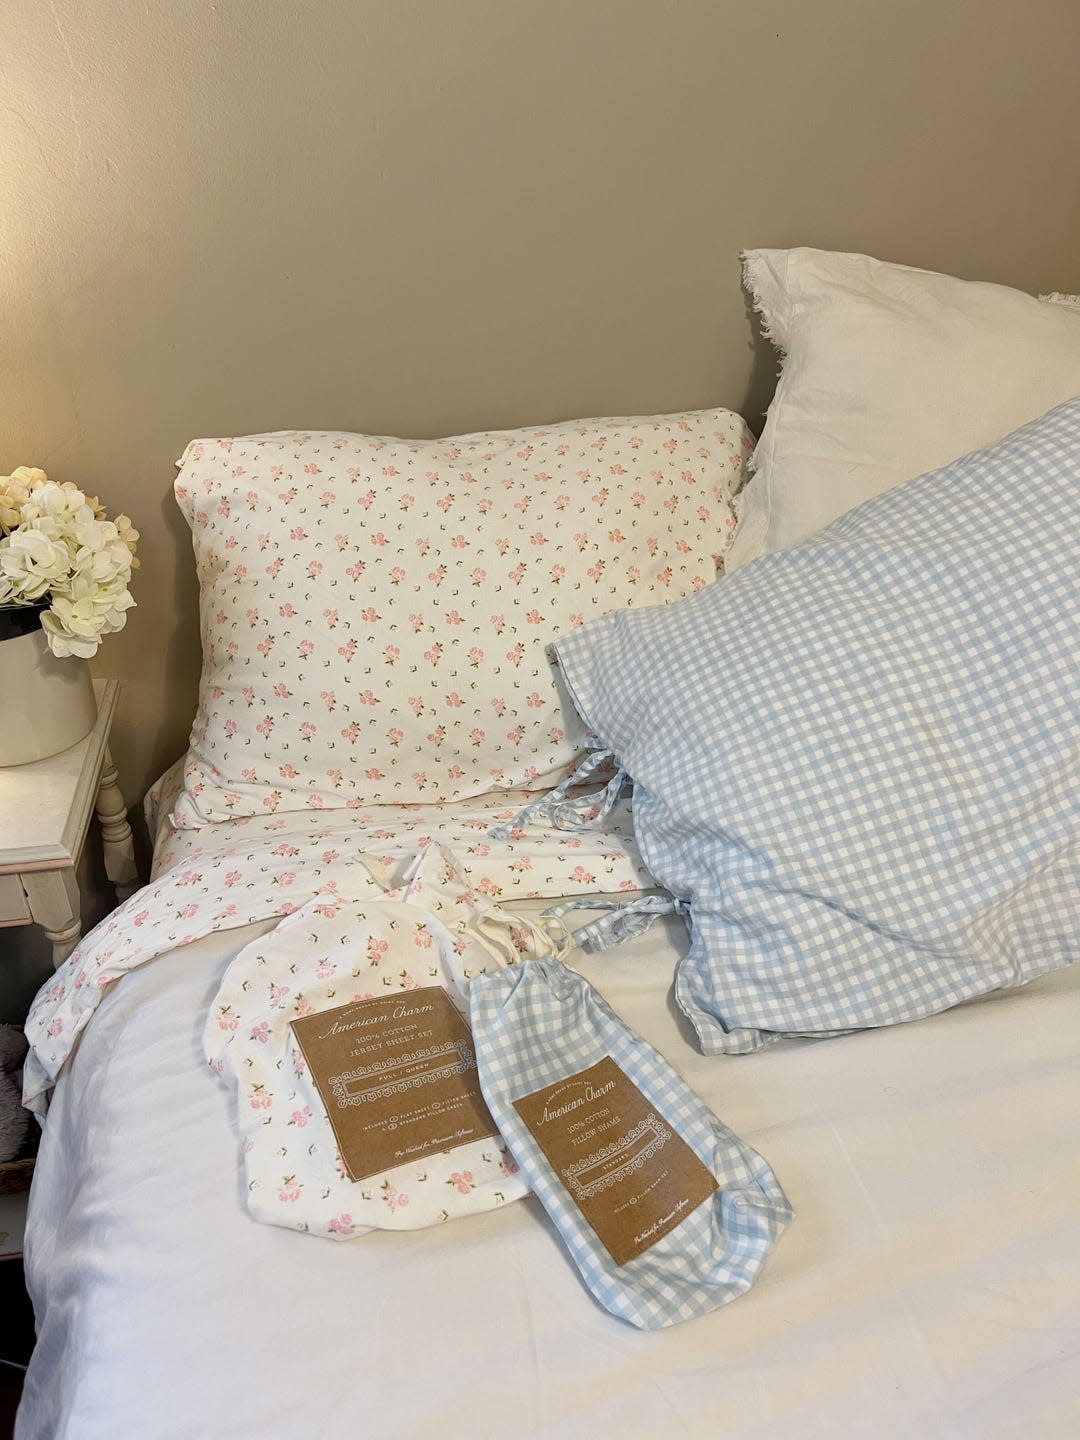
<box><xmin>18</xmin><ymin>903</ymin><xmax>1080</xmax><ymax>1438</ymax></box>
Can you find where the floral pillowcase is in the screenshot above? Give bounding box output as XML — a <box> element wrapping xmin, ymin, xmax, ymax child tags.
<box><xmin>171</xmin><ymin>410</ymin><xmax>752</xmax><ymax>827</ymax></box>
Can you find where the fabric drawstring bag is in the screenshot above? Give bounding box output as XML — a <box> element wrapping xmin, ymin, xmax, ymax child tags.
<box><xmin>469</xmin><ymin>957</ymin><xmax>792</xmax><ymax>1329</ymax></box>
<box><xmin>207</xmin><ymin>845</ymin><xmax>567</xmax><ymax>1238</ymax></box>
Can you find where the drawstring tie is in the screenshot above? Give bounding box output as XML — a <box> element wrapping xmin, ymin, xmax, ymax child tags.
<box><xmin>490</xmin><ymin>736</ymin><xmax>631</xmax><ymax>841</ymax></box>
<box><xmin>543</xmin><ymin>893</ymin><xmax>690</xmax><ymax>952</ymax></box>
<box><xmin>470</xmin><ymin>898</ymin><xmax>578</xmax><ymax>969</ymax></box>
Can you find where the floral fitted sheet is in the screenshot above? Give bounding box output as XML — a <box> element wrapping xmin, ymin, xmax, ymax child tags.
<box><xmin>24</xmin><ymin>760</ymin><xmax>653</xmax><ymax>1115</ymax></box>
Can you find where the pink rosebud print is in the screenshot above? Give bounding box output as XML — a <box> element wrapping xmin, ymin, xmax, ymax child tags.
<box><xmin>448</xmin><ymin>1171</ymin><xmax>475</xmax><ymax>1195</ymax></box>
<box><xmin>328</xmin><ymin>1214</ymin><xmax>355</xmax><ymax>1237</ymax></box>
<box><xmin>381</xmin><ymin>1183</ymin><xmax>409</xmax><ymax>1212</ymax></box>
<box><xmin>289</xmin><ymin>1107</ymin><xmax>312</xmax><ymax>1127</ymax></box>
<box><xmin>278</xmin><ymin>1179</ymin><xmax>302</xmax><ymax>1204</ymax></box>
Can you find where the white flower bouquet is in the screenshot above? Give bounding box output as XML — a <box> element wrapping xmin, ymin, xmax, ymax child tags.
<box><xmin>0</xmin><ymin>467</ymin><xmax>139</xmax><ymax>659</ymax></box>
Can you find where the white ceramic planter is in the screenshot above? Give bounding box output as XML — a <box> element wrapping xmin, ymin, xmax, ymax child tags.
<box><xmin>0</xmin><ymin>615</ymin><xmax>98</xmax><ymax>767</ymax></box>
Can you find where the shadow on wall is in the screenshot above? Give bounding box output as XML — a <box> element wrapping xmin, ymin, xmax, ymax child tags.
<box><xmin>159</xmin><ymin>476</ymin><xmax>202</xmax><ymax>786</ymax></box>
<box><xmin>740</xmin><ymin>298</ymin><xmax>781</xmax><ymax>436</ymax></box>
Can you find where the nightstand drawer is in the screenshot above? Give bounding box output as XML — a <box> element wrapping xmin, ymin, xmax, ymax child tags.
<box><xmin>0</xmin><ymin>874</ymin><xmax>30</xmax><ymax>925</ymax></box>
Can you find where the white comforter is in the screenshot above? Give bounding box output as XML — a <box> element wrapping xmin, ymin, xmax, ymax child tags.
<box><xmin>19</xmin><ymin>903</ymin><xmax>1080</xmax><ymax>1437</ymax></box>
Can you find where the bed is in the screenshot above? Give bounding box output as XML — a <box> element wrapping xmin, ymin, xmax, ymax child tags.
<box><xmin>16</xmin><ymin>250</ymin><xmax>1080</xmax><ymax>1438</ymax></box>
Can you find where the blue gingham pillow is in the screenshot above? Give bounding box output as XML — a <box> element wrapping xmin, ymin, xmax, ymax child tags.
<box><xmin>553</xmin><ymin>399</ymin><xmax>1080</xmax><ymax>1053</ymax></box>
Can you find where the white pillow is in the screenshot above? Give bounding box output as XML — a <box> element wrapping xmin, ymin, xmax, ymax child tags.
<box><xmin>724</xmin><ymin>248</ymin><xmax>1080</xmax><ymax>569</ymax></box>
<box><xmin>172</xmin><ymin>411</ymin><xmax>752</xmax><ymax>826</ymax></box>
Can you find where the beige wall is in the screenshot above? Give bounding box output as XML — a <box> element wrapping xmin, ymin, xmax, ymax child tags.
<box><xmin>3</xmin><ymin>0</ymin><xmax>1079</xmax><ymax>810</ymax></box>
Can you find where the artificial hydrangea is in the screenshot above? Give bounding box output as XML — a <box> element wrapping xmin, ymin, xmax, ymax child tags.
<box><xmin>0</xmin><ymin>468</ymin><xmax>138</xmax><ymax>659</ymax></box>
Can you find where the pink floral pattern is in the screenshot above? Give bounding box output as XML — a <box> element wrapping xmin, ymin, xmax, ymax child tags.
<box><xmin>171</xmin><ymin>411</ymin><xmax>751</xmax><ymax>826</ymax></box>
<box><xmin>205</xmin><ymin>845</ymin><xmax>536</xmax><ymax>1237</ymax></box>
<box><xmin>26</xmin><ymin>785</ymin><xmax>651</xmax><ymax>1116</ymax></box>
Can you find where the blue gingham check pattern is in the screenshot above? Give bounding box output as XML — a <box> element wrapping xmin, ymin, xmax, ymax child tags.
<box><xmin>553</xmin><ymin>398</ymin><xmax>1080</xmax><ymax>1054</ymax></box>
<box><xmin>469</xmin><ymin>957</ymin><xmax>791</xmax><ymax>1329</ymax></box>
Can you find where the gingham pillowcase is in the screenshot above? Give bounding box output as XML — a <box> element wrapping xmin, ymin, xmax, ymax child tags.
<box><xmin>553</xmin><ymin>399</ymin><xmax>1080</xmax><ymax>1052</ymax></box>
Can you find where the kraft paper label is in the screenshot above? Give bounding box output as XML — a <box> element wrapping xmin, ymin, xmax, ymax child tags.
<box><xmin>513</xmin><ymin>1056</ymin><xmax>718</xmax><ymax>1266</ymax></box>
<box><xmin>290</xmin><ymin>987</ymin><xmax>499</xmax><ymax>1183</ymax></box>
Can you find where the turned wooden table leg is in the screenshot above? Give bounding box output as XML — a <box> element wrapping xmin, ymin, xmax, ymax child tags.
<box><xmin>96</xmin><ymin>748</ymin><xmax>139</xmax><ymax>901</ymax></box>
<box><xmin>23</xmin><ymin>868</ymin><xmax>83</xmax><ymax>970</ymax></box>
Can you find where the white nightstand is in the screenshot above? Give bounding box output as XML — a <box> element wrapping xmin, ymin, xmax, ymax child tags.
<box><xmin>0</xmin><ymin>680</ymin><xmax>138</xmax><ymax>969</ymax></box>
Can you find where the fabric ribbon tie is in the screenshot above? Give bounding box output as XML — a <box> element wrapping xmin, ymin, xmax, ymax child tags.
<box><xmin>490</xmin><ymin>737</ymin><xmax>631</xmax><ymax>842</ymax></box>
<box><xmin>545</xmin><ymin>893</ymin><xmax>689</xmax><ymax>952</ymax></box>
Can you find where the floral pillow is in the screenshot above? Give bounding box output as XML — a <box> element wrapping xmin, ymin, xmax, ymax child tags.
<box><xmin>172</xmin><ymin>410</ymin><xmax>752</xmax><ymax>825</ymax></box>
